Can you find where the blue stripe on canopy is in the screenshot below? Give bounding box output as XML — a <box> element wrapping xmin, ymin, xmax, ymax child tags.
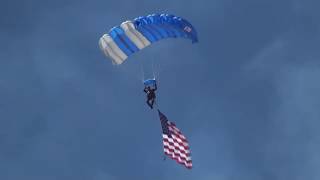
<box><xmin>137</xmin><ymin>26</ymin><xmax>158</xmax><ymax>42</ymax></box>
<box><xmin>109</xmin><ymin>26</ymin><xmax>140</xmax><ymax>56</ymax></box>
<box><xmin>109</xmin><ymin>27</ymin><xmax>133</xmax><ymax>56</ymax></box>
<box><xmin>153</xmin><ymin>24</ymin><xmax>170</xmax><ymax>38</ymax></box>
<box><xmin>114</xmin><ymin>28</ymin><xmax>140</xmax><ymax>53</ymax></box>
<box><xmin>146</xmin><ymin>25</ymin><xmax>164</xmax><ymax>40</ymax></box>
<box><xmin>133</xmin><ymin>14</ymin><xmax>198</xmax><ymax>43</ymax></box>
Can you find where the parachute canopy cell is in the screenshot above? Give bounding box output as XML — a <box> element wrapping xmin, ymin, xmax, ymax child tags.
<box><xmin>99</xmin><ymin>14</ymin><xmax>198</xmax><ymax>65</ymax></box>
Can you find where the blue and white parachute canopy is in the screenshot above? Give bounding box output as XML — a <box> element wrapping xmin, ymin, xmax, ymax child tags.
<box><xmin>99</xmin><ymin>13</ymin><xmax>198</xmax><ymax>65</ymax></box>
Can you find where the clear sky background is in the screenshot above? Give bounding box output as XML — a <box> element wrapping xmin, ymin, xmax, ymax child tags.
<box><xmin>1</xmin><ymin>0</ymin><xmax>320</xmax><ymax>179</ymax></box>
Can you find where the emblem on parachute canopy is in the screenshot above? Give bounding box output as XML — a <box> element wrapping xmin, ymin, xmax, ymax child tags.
<box><xmin>184</xmin><ymin>26</ymin><xmax>192</xmax><ymax>33</ymax></box>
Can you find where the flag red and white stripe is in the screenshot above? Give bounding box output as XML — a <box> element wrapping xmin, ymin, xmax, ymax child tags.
<box><xmin>158</xmin><ymin>110</ymin><xmax>192</xmax><ymax>169</ymax></box>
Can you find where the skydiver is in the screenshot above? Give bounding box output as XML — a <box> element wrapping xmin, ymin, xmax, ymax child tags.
<box><xmin>144</xmin><ymin>83</ymin><xmax>157</xmax><ymax>109</ymax></box>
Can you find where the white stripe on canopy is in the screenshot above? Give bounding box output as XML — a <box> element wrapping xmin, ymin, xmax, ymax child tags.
<box><xmin>99</xmin><ymin>34</ymin><xmax>128</xmax><ymax>64</ymax></box>
<box><xmin>120</xmin><ymin>21</ymin><xmax>151</xmax><ymax>49</ymax></box>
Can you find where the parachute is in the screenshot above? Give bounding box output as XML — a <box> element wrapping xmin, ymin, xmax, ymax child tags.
<box><xmin>99</xmin><ymin>13</ymin><xmax>198</xmax><ymax>65</ymax></box>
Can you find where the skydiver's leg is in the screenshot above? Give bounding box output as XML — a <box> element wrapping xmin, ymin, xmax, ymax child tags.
<box><xmin>149</xmin><ymin>101</ymin><xmax>153</xmax><ymax>109</ymax></box>
<box><xmin>150</xmin><ymin>98</ymin><xmax>155</xmax><ymax>108</ymax></box>
<box><xmin>146</xmin><ymin>99</ymin><xmax>153</xmax><ymax>109</ymax></box>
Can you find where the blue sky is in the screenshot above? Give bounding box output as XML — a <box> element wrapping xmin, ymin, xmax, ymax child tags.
<box><xmin>1</xmin><ymin>0</ymin><xmax>320</xmax><ymax>179</ymax></box>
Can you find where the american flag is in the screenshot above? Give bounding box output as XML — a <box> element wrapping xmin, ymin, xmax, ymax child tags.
<box><xmin>158</xmin><ymin>110</ymin><xmax>192</xmax><ymax>169</ymax></box>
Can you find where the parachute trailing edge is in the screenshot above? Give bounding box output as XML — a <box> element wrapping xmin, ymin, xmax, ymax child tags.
<box><xmin>99</xmin><ymin>14</ymin><xmax>198</xmax><ymax>65</ymax></box>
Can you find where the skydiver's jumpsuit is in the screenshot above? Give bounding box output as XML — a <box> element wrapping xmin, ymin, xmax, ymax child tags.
<box><xmin>144</xmin><ymin>84</ymin><xmax>157</xmax><ymax>109</ymax></box>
